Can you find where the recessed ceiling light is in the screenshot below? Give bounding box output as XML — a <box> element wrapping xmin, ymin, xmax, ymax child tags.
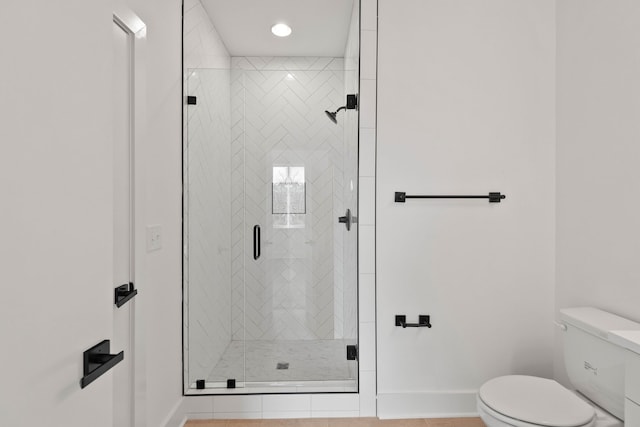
<box><xmin>271</xmin><ymin>23</ymin><xmax>292</xmax><ymax>37</ymax></box>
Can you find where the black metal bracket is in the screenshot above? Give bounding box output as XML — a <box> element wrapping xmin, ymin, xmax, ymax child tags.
<box><xmin>80</xmin><ymin>340</ymin><xmax>124</xmax><ymax>389</ymax></box>
<box><xmin>346</xmin><ymin>94</ymin><xmax>358</xmax><ymax>110</ymax></box>
<box><xmin>227</xmin><ymin>379</ymin><xmax>236</xmax><ymax>389</ymax></box>
<box><xmin>395</xmin><ymin>191</ymin><xmax>505</xmax><ymax>203</ymax></box>
<box><xmin>196</xmin><ymin>379</ymin><xmax>205</xmax><ymax>389</ymax></box>
<box><xmin>187</xmin><ymin>95</ymin><xmax>197</xmax><ymax>105</ymax></box>
<box><xmin>115</xmin><ymin>282</ymin><xmax>138</xmax><ymax>308</ymax></box>
<box><xmin>346</xmin><ymin>344</ymin><xmax>358</xmax><ymax>360</ymax></box>
<box><xmin>395</xmin><ymin>315</ymin><xmax>432</xmax><ymax>328</ymax></box>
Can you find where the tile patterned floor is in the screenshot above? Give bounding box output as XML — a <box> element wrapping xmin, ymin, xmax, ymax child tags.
<box><xmin>207</xmin><ymin>340</ymin><xmax>357</xmax><ymax>383</ymax></box>
<box><xmin>186</xmin><ymin>418</ymin><xmax>486</xmax><ymax>427</ymax></box>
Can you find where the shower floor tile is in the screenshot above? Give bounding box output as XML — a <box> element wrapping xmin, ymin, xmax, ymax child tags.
<box><xmin>207</xmin><ymin>340</ymin><xmax>357</xmax><ymax>383</ymax></box>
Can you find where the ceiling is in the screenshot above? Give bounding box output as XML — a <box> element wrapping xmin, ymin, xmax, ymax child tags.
<box><xmin>200</xmin><ymin>0</ymin><xmax>355</xmax><ymax>57</ymax></box>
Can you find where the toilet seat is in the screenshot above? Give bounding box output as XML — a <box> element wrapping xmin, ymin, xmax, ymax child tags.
<box><xmin>478</xmin><ymin>375</ymin><xmax>596</xmax><ymax>427</ymax></box>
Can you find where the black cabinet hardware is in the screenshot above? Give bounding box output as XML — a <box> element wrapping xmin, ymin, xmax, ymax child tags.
<box><xmin>253</xmin><ymin>225</ymin><xmax>261</xmax><ymax>260</ymax></box>
<box><xmin>395</xmin><ymin>315</ymin><xmax>432</xmax><ymax>328</ymax></box>
<box><xmin>115</xmin><ymin>282</ymin><xmax>138</xmax><ymax>308</ymax></box>
<box><xmin>187</xmin><ymin>96</ymin><xmax>197</xmax><ymax>105</ymax></box>
<box><xmin>80</xmin><ymin>340</ymin><xmax>124</xmax><ymax>389</ymax></box>
<box><xmin>227</xmin><ymin>379</ymin><xmax>236</xmax><ymax>389</ymax></box>
<box><xmin>196</xmin><ymin>379</ymin><xmax>205</xmax><ymax>389</ymax></box>
<box><xmin>338</xmin><ymin>208</ymin><xmax>353</xmax><ymax>231</ymax></box>
<box><xmin>395</xmin><ymin>191</ymin><xmax>505</xmax><ymax>203</ymax></box>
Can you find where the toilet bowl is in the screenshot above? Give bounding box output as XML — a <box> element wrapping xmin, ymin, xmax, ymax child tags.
<box><xmin>476</xmin><ymin>375</ymin><xmax>623</xmax><ymax>427</ymax></box>
<box><xmin>476</xmin><ymin>308</ymin><xmax>639</xmax><ymax>427</ymax></box>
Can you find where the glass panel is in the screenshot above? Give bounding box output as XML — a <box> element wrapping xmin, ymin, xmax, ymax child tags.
<box><xmin>183</xmin><ymin>68</ymin><xmax>245</xmax><ymax>392</ymax></box>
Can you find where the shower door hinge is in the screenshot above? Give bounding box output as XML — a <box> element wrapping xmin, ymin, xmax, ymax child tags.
<box><xmin>346</xmin><ymin>94</ymin><xmax>358</xmax><ymax>110</ymax></box>
<box><xmin>346</xmin><ymin>345</ymin><xmax>358</xmax><ymax>361</ymax></box>
<box><xmin>187</xmin><ymin>96</ymin><xmax>197</xmax><ymax>105</ymax></box>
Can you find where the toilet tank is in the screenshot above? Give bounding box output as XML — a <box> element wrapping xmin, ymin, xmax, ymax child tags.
<box><xmin>560</xmin><ymin>307</ymin><xmax>640</xmax><ymax>420</ymax></box>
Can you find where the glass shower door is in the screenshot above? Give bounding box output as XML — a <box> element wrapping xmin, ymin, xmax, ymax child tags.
<box><xmin>235</xmin><ymin>67</ymin><xmax>359</xmax><ymax>388</ymax></box>
<box><xmin>184</xmin><ymin>61</ymin><xmax>359</xmax><ymax>393</ymax></box>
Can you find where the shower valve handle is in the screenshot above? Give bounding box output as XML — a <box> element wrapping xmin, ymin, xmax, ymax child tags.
<box><xmin>338</xmin><ymin>209</ymin><xmax>352</xmax><ymax>231</ymax></box>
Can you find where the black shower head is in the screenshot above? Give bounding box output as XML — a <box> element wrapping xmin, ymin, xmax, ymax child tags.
<box><xmin>325</xmin><ymin>110</ymin><xmax>338</xmax><ymax>124</ymax></box>
<box><xmin>325</xmin><ymin>106</ymin><xmax>346</xmax><ymax>124</ymax></box>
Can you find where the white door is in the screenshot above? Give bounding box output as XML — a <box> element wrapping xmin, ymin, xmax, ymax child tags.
<box><xmin>112</xmin><ymin>18</ymin><xmax>135</xmax><ymax>427</ymax></box>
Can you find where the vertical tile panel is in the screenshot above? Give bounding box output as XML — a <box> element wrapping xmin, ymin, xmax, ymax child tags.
<box><xmin>358</xmin><ymin>226</ymin><xmax>376</xmax><ymax>275</ymax></box>
<box><xmin>359</xmin><ymin>371</ymin><xmax>378</xmax><ymax>417</ymax></box>
<box><xmin>360</xmin><ymin>31</ymin><xmax>378</xmax><ymax>80</ymax></box>
<box><xmin>359</xmin><ymin>273</ymin><xmax>376</xmax><ymax>323</ymax></box>
<box><xmin>361</xmin><ymin>0</ymin><xmax>378</xmax><ymax>31</ymax></box>
<box><xmin>358</xmin><ymin>177</ymin><xmax>376</xmax><ymax>226</ymax></box>
<box><xmin>358</xmin><ymin>322</ymin><xmax>376</xmax><ymax>372</ymax></box>
<box><xmin>359</xmin><ymin>128</ymin><xmax>376</xmax><ymax>178</ymax></box>
<box><xmin>360</xmin><ymin>79</ymin><xmax>377</xmax><ymax>129</ymax></box>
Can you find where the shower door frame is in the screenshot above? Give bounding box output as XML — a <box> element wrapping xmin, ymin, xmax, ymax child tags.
<box><xmin>181</xmin><ymin>0</ymin><xmax>364</xmax><ymax>397</ymax></box>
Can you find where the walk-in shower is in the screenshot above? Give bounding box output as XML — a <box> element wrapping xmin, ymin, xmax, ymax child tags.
<box><xmin>182</xmin><ymin>0</ymin><xmax>360</xmax><ymax>394</ymax></box>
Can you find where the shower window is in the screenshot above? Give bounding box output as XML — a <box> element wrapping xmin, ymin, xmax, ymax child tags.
<box><xmin>272</xmin><ymin>166</ymin><xmax>306</xmax><ymax>214</ymax></box>
<box><xmin>272</xmin><ymin>166</ymin><xmax>306</xmax><ymax>229</ymax></box>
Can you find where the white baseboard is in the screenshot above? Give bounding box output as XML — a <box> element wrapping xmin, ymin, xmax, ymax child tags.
<box><xmin>161</xmin><ymin>397</ymin><xmax>186</xmax><ymax>427</ymax></box>
<box><xmin>377</xmin><ymin>391</ymin><xmax>478</xmax><ymax>419</ymax></box>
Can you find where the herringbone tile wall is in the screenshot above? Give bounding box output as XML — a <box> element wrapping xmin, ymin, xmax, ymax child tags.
<box><xmin>230</xmin><ymin>57</ymin><xmax>354</xmax><ymax>342</ymax></box>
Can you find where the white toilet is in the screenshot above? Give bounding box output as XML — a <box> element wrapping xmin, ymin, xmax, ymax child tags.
<box><xmin>477</xmin><ymin>307</ymin><xmax>640</xmax><ymax>427</ymax></box>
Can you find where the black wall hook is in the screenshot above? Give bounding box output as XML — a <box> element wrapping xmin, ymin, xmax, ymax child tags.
<box><xmin>115</xmin><ymin>282</ymin><xmax>138</xmax><ymax>308</ymax></box>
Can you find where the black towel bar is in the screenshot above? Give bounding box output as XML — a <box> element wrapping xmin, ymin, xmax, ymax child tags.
<box><xmin>395</xmin><ymin>191</ymin><xmax>505</xmax><ymax>203</ymax></box>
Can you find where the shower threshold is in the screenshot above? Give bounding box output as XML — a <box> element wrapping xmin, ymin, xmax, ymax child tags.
<box><xmin>186</xmin><ymin>379</ymin><xmax>358</xmax><ymax>395</ymax></box>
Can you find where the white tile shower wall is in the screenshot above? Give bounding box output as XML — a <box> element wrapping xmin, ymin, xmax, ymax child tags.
<box><xmin>183</xmin><ymin>0</ymin><xmax>232</xmax><ymax>389</ymax></box>
<box><xmin>357</xmin><ymin>0</ymin><xmax>378</xmax><ymax>417</ymax></box>
<box><xmin>230</xmin><ymin>57</ymin><xmax>347</xmax><ymax>341</ymax></box>
<box><xmin>183</xmin><ymin>0</ymin><xmax>231</xmax><ymax>70</ymax></box>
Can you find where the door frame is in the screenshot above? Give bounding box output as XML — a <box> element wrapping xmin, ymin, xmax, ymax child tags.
<box><xmin>112</xmin><ymin>9</ymin><xmax>147</xmax><ymax>427</ymax></box>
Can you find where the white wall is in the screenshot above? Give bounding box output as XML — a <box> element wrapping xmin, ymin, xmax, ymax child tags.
<box><xmin>376</xmin><ymin>0</ymin><xmax>556</xmax><ymax>417</ymax></box>
<box><xmin>555</xmin><ymin>0</ymin><xmax>640</xmax><ymax>383</ymax></box>
<box><xmin>0</xmin><ymin>0</ymin><xmax>184</xmax><ymax>426</ymax></box>
<box><xmin>124</xmin><ymin>0</ymin><xmax>184</xmax><ymax>425</ymax></box>
<box><xmin>0</xmin><ymin>1</ymin><xmax>115</xmax><ymax>425</ymax></box>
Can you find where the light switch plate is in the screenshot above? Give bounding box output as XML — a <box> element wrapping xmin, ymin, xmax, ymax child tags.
<box><xmin>146</xmin><ymin>225</ymin><xmax>162</xmax><ymax>252</ymax></box>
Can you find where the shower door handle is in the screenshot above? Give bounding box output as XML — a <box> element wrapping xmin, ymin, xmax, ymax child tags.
<box><xmin>253</xmin><ymin>225</ymin><xmax>261</xmax><ymax>260</ymax></box>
